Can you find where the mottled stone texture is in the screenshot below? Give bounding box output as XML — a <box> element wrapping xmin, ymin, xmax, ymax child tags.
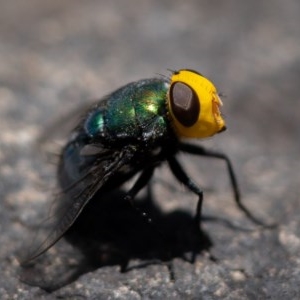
<box><xmin>1</xmin><ymin>1</ymin><xmax>300</xmax><ymax>299</ymax></box>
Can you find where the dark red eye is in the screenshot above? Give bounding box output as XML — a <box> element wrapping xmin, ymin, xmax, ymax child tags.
<box><xmin>169</xmin><ymin>82</ymin><xmax>200</xmax><ymax>127</ymax></box>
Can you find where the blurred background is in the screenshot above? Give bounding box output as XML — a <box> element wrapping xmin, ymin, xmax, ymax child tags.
<box><xmin>1</xmin><ymin>0</ymin><xmax>300</xmax><ymax>298</ymax></box>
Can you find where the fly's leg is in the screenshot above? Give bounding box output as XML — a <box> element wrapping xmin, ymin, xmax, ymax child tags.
<box><xmin>168</xmin><ymin>156</ymin><xmax>204</xmax><ymax>229</ymax></box>
<box><xmin>179</xmin><ymin>142</ymin><xmax>275</xmax><ymax>227</ymax></box>
<box><xmin>168</xmin><ymin>156</ymin><xmax>205</xmax><ymax>263</ymax></box>
<box><xmin>123</xmin><ymin>167</ymin><xmax>175</xmax><ymax>277</ymax></box>
<box><xmin>123</xmin><ymin>167</ymin><xmax>156</xmax><ymax>226</ymax></box>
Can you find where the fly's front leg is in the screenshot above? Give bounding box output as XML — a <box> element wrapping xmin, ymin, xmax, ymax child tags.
<box><xmin>179</xmin><ymin>142</ymin><xmax>275</xmax><ymax>227</ymax></box>
<box><xmin>179</xmin><ymin>142</ymin><xmax>240</xmax><ymax>201</ymax></box>
<box><xmin>168</xmin><ymin>156</ymin><xmax>204</xmax><ymax>229</ymax></box>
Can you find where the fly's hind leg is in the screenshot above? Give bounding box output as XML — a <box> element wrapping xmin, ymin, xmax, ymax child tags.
<box><xmin>122</xmin><ymin>167</ymin><xmax>175</xmax><ymax>278</ymax></box>
<box><xmin>123</xmin><ymin>167</ymin><xmax>157</xmax><ymax>227</ymax></box>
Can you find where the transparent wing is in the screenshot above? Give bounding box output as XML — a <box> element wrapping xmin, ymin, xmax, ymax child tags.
<box><xmin>37</xmin><ymin>100</ymin><xmax>96</xmax><ymax>146</ymax></box>
<box><xmin>20</xmin><ymin>147</ymin><xmax>131</xmax><ymax>265</ymax></box>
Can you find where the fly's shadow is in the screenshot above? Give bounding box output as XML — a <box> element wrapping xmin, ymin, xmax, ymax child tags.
<box><xmin>19</xmin><ymin>185</ymin><xmax>213</xmax><ymax>292</ymax></box>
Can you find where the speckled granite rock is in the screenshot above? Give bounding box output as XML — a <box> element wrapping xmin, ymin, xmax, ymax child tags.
<box><xmin>1</xmin><ymin>1</ymin><xmax>300</xmax><ymax>299</ymax></box>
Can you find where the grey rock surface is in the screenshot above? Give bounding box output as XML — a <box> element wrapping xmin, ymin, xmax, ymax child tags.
<box><xmin>1</xmin><ymin>0</ymin><xmax>300</xmax><ymax>299</ymax></box>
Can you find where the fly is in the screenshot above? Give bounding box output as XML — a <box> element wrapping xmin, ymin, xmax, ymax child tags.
<box><xmin>20</xmin><ymin>69</ymin><xmax>267</xmax><ymax>265</ymax></box>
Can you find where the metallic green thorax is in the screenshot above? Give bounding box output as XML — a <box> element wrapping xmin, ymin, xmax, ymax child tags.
<box><xmin>85</xmin><ymin>78</ymin><xmax>171</xmax><ymax>146</ymax></box>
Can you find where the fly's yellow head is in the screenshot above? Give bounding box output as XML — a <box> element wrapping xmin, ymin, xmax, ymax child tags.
<box><xmin>167</xmin><ymin>69</ymin><xmax>226</xmax><ymax>138</ymax></box>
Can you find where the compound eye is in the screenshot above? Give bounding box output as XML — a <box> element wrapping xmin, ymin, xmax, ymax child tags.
<box><xmin>170</xmin><ymin>82</ymin><xmax>200</xmax><ymax>127</ymax></box>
